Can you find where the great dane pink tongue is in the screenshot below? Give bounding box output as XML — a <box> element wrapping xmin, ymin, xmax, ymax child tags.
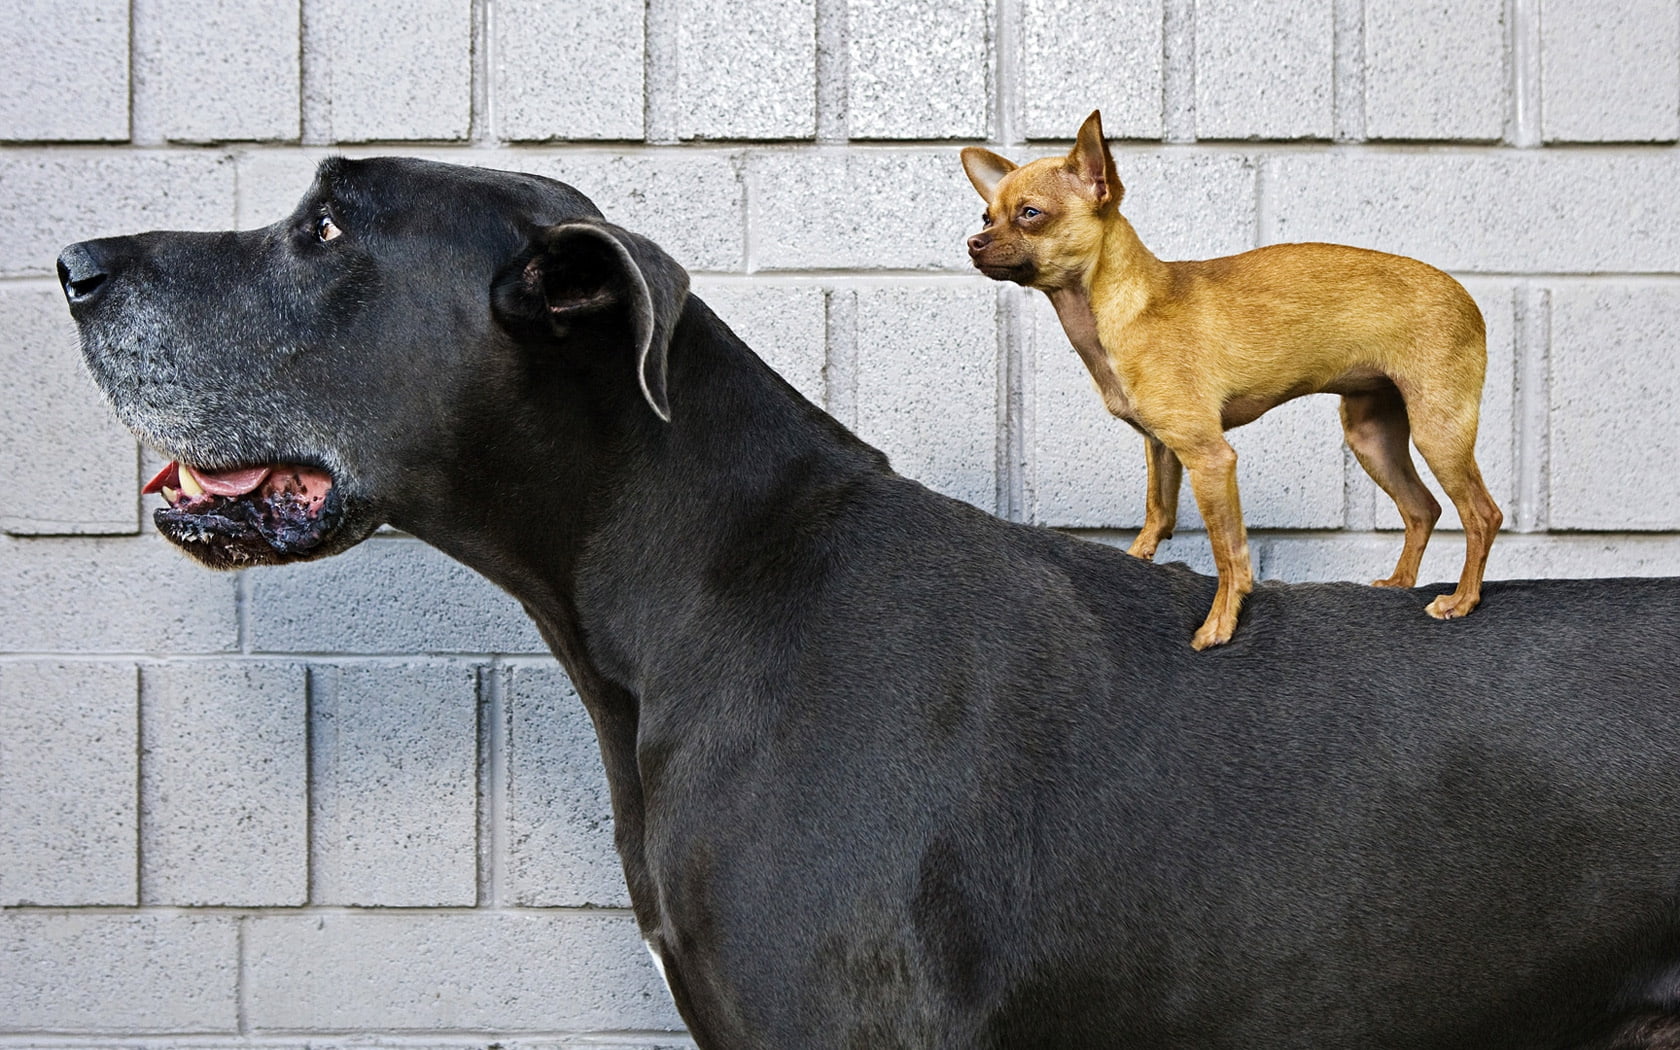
<box><xmin>184</xmin><ymin>464</ymin><xmax>273</xmax><ymax>496</ymax></box>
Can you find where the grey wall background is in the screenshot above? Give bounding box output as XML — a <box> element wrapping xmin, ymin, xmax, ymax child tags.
<box><xmin>2</xmin><ymin>0</ymin><xmax>1678</xmax><ymax>1045</ymax></box>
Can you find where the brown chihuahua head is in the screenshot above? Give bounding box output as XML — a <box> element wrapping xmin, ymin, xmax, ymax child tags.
<box><xmin>961</xmin><ymin>110</ymin><xmax>1122</xmax><ymax>292</ymax></box>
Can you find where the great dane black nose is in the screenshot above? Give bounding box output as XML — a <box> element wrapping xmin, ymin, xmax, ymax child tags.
<box><xmin>57</xmin><ymin>240</ymin><xmax>115</xmax><ymax>308</ymax></box>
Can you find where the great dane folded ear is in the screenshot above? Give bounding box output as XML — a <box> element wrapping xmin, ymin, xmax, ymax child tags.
<box><xmin>494</xmin><ymin>220</ymin><xmax>689</xmax><ymax>422</ymax></box>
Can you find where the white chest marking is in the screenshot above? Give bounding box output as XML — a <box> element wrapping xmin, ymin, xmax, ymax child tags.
<box><xmin>645</xmin><ymin>939</ymin><xmax>674</xmax><ymax>999</ymax></box>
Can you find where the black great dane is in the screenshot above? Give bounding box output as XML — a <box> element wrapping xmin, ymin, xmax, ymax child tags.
<box><xmin>59</xmin><ymin>157</ymin><xmax>1680</xmax><ymax>1049</ymax></box>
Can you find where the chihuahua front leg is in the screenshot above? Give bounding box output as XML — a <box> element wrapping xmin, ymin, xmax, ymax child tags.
<box><xmin>1127</xmin><ymin>437</ymin><xmax>1182</xmax><ymax>561</ymax></box>
<box><xmin>1169</xmin><ymin>433</ymin><xmax>1253</xmax><ymax>650</ymax></box>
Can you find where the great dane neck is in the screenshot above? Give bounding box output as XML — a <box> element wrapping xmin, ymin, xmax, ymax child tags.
<box><xmin>399</xmin><ymin>293</ymin><xmax>888</xmax><ymax>962</ymax></box>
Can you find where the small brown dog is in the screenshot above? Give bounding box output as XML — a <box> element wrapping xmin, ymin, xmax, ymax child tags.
<box><xmin>962</xmin><ymin>110</ymin><xmax>1502</xmax><ymax>650</ymax></box>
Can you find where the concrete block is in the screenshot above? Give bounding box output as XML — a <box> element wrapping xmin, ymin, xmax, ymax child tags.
<box><xmin>1550</xmin><ymin>285</ymin><xmax>1680</xmax><ymax>529</ymax></box>
<box><xmin>0</xmin><ymin>535</ymin><xmax>239</xmax><ymax>652</ymax></box>
<box><xmin>0</xmin><ymin>284</ymin><xmax>139</xmax><ymax>535</ymax></box>
<box><xmin>311</xmin><ymin>662</ymin><xmax>479</xmax><ymax>906</ymax></box>
<box><xmin>1187</xmin><ymin>396</ymin><xmax>1347</xmax><ymax>530</ymax></box>
<box><xmin>1494</xmin><ymin>535</ymin><xmax>1680</xmax><ymax>578</ymax></box>
<box><xmin>748</xmin><ymin>151</ymin><xmax>975</xmax><ymax>271</ymax></box>
<box><xmin>133</xmin><ymin>0</ymin><xmax>301</xmax><ymax>142</ymax></box>
<box><xmin>855</xmin><ymin>283</ymin><xmax>998</xmax><ymax>510</ymax></box>
<box><xmin>540</xmin><ymin>1043</ymin><xmax>696</xmax><ymax>1050</ymax></box>
<box><xmin>0</xmin><ymin>150</ymin><xmax>238</xmax><ymax>277</ymax></box>
<box><xmin>1266</xmin><ymin>151</ymin><xmax>1680</xmax><ymax>273</ymax></box>
<box><xmin>1479</xmin><ymin>535</ymin><xmax>1680</xmax><ymax>579</ymax></box>
<box><xmin>1374</xmin><ymin>280</ymin><xmax>1516</xmax><ymax>531</ymax></box>
<box><xmin>248</xmin><ymin>536</ymin><xmax>547</xmax><ymax>653</ymax></box>
<box><xmin>691</xmin><ymin>280</ymin><xmax>828</xmax><ymax>406</ymax></box>
<box><xmin>236</xmin><ymin>149</ymin><xmax>333</xmax><ymax>229</ymax></box>
<box><xmin>170</xmin><ymin>1044</ymin><xmax>699</xmax><ymax>1050</ymax></box>
<box><xmin>496</xmin><ymin>0</ymin><xmax>645</xmax><ymax>141</ymax></box>
<box><xmin>1027</xmin><ymin>292</ymin><xmax>1149</xmax><ymax>527</ymax></box>
<box><xmin>245</xmin><ymin>911</ymin><xmax>682</xmax><ymax>1031</ymax></box>
<box><xmin>1021</xmin><ymin>0</ymin><xmax>1164</xmax><ymax>140</ymax></box>
<box><xmin>1111</xmin><ymin>148</ymin><xmax>1257</xmax><ymax>260</ymax></box>
<box><xmin>0</xmin><ymin>662</ymin><xmax>137</xmax><ymax>906</ymax></box>
<box><xmin>306</xmin><ymin>0</ymin><xmax>472</xmax><ymax>141</ymax></box>
<box><xmin>1026</xmin><ymin>294</ymin><xmax>1345</xmax><ymax>530</ymax></box>
<box><xmin>848</xmin><ymin>0</ymin><xmax>989</xmax><ymax>139</ymax></box>
<box><xmin>676</xmin><ymin>0</ymin><xmax>816</xmax><ymax>139</ymax></box>
<box><xmin>0</xmin><ymin>0</ymin><xmax>128</xmax><ymax>141</ymax></box>
<box><xmin>140</xmin><ymin>662</ymin><xmax>308</xmax><ymax>906</ymax></box>
<box><xmin>505</xmin><ymin>665</ymin><xmax>627</xmax><ymax>907</ymax></box>
<box><xmin>1541</xmin><ymin>0</ymin><xmax>1680</xmax><ymax>143</ymax></box>
<box><xmin>1364</xmin><ymin>0</ymin><xmax>1506</xmax><ymax>141</ymax></box>
<box><xmin>516</xmin><ymin>150</ymin><xmax>746</xmax><ymax>272</ymax></box>
<box><xmin>1272</xmin><ymin>529</ymin><xmax>1485</xmax><ymax>592</ymax></box>
<box><xmin>135</xmin><ymin>1043</ymin><xmax>696</xmax><ymax>1050</ymax></box>
<box><xmin>541</xmin><ymin>1044</ymin><xmax>696</xmax><ymax>1050</ymax></box>
<box><xmin>1256</xmin><ymin>532</ymin><xmax>1680</xmax><ymax>586</ymax></box>
<box><xmin>0</xmin><ymin>913</ymin><xmax>237</xmax><ymax>1031</ymax></box>
<box><xmin>1195</xmin><ymin>0</ymin><xmax>1333</xmax><ymax>139</ymax></box>
<box><xmin>1253</xmin><ymin>532</ymin><xmax>1442</xmax><ymax>583</ymax></box>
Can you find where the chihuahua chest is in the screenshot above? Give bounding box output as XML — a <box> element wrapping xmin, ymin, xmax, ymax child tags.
<box><xmin>1047</xmin><ymin>287</ymin><xmax>1142</xmax><ymax>427</ymax></box>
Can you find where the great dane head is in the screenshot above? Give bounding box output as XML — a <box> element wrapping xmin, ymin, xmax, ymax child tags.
<box><xmin>59</xmin><ymin>156</ymin><xmax>689</xmax><ymax>569</ymax></box>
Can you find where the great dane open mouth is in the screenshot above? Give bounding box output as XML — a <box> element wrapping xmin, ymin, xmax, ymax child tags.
<box><xmin>138</xmin><ymin>460</ymin><xmax>340</xmax><ymax>565</ymax></box>
<box><xmin>60</xmin><ymin>157</ymin><xmax>1680</xmax><ymax>1050</ymax></box>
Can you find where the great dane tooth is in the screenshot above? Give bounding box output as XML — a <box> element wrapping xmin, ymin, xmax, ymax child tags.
<box><xmin>178</xmin><ymin>466</ymin><xmax>204</xmax><ymax>497</ymax></box>
<box><xmin>161</xmin><ymin>486</ymin><xmax>179</xmax><ymax>503</ymax></box>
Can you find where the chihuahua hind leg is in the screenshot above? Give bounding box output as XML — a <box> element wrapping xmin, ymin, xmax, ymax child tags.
<box><xmin>1128</xmin><ymin>437</ymin><xmax>1183</xmax><ymax>561</ymax></box>
<box><xmin>1404</xmin><ymin>395</ymin><xmax>1503</xmax><ymax>620</ymax></box>
<box><xmin>1340</xmin><ymin>388</ymin><xmax>1442</xmax><ymax>588</ymax></box>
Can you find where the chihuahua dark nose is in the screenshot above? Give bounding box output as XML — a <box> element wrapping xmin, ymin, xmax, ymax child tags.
<box><xmin>967</xmin><ymin>233</ymin><xmax>992</xmax><ymax>255</ymax></box>
<box><xmin>57</xmin><ymin>241</ymin><xmax>114</xmax><ymax>308</ymax></box>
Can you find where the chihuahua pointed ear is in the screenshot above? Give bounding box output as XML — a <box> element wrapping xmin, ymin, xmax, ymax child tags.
<box><xmin>1069</xmin><ymin>110</ymin><xmax>1122</xmax><ymax>207</ymax></box>
<box><xmin>961</xmin><ymin>147</ymin><xmax>1018</xmax><ymax>202</ymax></box>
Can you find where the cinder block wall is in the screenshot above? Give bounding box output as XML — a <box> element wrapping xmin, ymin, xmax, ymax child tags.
<box><xmin>2</xmin><ymin>0</ymin><xmax>1677</xmax><ymax>1045</ymax></box>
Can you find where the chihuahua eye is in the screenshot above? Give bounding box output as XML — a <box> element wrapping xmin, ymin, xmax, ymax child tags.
<box><xmin>1021</xmin><ymin>206</ymin><xmax>1042</xmax><ymax>220</ymax></box>
<box><xmin>981</xmin><ymin>212</ymin><xmax>992</xmax><ymax>227</ymax></box>
<box><xmin>315</xmin><ymin>214</ymin><xmax>342</xmax><ymax>242</ymax></box>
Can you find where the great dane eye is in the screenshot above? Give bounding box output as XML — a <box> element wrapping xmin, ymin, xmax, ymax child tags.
<box><xmin>315</xmin><ymin>215</ymin><xmax>342</xmax><ymax>242</ymax></box>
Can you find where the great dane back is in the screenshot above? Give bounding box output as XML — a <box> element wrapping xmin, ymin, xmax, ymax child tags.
<box><xmin>60</xmin><ymin>156</ymin><xmax>1680</xmax><ymax>1049</ymax></box>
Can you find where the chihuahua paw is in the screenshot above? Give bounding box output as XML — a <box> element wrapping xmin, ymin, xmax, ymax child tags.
<box><xmin>1425</xmin><ymin>592</ymin><xmax>1480</xmax><ymax>620</ymax></box>
<box><xmin>1126</xmin><ymin>540</ymin><xmax>1159</xmax><ymax>561</ymax></box>
<box><xmin>1371</xmin><ymin>575</ymin><xmax>1416</xmax><ymax>588</ymax></box>
<box><xmin>1190</xmin><ymin>619</ymin><xmax>1234</xmax><ymax>650</ymax></box>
